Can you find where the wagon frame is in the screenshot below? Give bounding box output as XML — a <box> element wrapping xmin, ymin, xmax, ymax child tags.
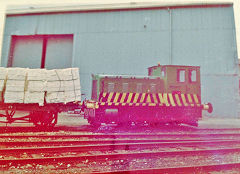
<box><xmin>0</xmin><ymin>102</ymin><xmax>81</xmax><ymax>127</ymax></box>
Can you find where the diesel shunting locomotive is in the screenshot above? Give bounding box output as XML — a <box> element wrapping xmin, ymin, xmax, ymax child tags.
<box><xmin>83</xmin><ymin>64</ymin><xmax>213</xmax><ymax>127</ymax></box>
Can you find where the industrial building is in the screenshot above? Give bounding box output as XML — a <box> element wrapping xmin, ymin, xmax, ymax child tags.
<box><xmin>1</xmin><ymin>2</ymin><xmax>238</xmax><ymax>118</ymax></box>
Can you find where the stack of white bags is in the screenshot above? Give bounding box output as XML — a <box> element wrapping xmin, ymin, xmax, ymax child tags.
<box><xmin>25</xmin><ymin>69</ymin><xmax>46</xmax><ymax>105</ymax></box>
<box><xmin>0</xmin><ymin>67</ymin><xmax>81</xmax><ymax>105</ymax></box>
<box><xmin>5</xmin><ymin>68</ymin><xmax>27</xmax><ymax>103</ymax></box>
<box><xmin>45</xmin><ymin>68</ymin><xmax>81</xmax><ymax>104</ymax></box>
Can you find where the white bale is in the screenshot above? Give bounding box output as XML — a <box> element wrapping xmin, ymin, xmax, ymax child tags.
<box><xmin>64</xmin><ymin>90</ymin><xmax>81</xmax><ymax>103</ymax></box>
<box><xmin>63</xmin><ymin>79</ymin><xmax>81</xmax><ymax>91</ymax></box>
<box><xmin>0</xmin><ymin>67</ymin><xmax>7</xmax><ymax>80</ymax></box>
<box><xmin>46</xmin><ymin>79</ymin><xmax>81</xmax><ymax>92</ymax></box>
<box><xmin>45</xmin><ymin>92</ymin><xmax>65</xmax><ymax>103</ymax></box>
<box><xmin>61</xmin><ymin>68</ymin><xmax>79</xmax><ymax>80</ymax></box>
<box><xmin>46</xmin><ymin>81</ymin><xmax>64</xmax><ymax>92</ymax></box>
<box><xmin>5</xmin><ymin>80</ymin><xmax>25</xmax><ymax>92</ymax></box>
<box><xmin>0</xmin><ymin>80</ymin><xmax>5</xmax><ymax>91</ymax></box>
<box><xmin>24</xmin><ymin>92</ymin><xmax>44</xmax><ymax>105</ymax></box>
<box><xmin>27</xmin><ymin>81</ymin><xmax>46</xmax><ymax>92</ymax></box>
<box><xmin>4</xmin><ymin>91</ymin><xmax>24</xmax><ymax>103</ymax></box>
<box><xmin>27</xmin><ymin>69</ymin><xmax>47</xmax><ymax>81</ymax></box>
<box><xmin>7</xmin><ymin>68</ymin><xmax>28</xmax><ymax>80</ymax></box>
<box><xmin>47</xmin><ymin>68</ymin><xmax>80</xmax><ymax>81</ymax></box>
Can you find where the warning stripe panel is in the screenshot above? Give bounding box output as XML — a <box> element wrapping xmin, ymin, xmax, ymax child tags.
<box><xmin>146</xmin><ymin>94</ymin><xmax>152</xmax><ymax>103</ymax></box>
<box><xmin>113</xmin><ymin>93</ymin><xmax>120</xmax><ymax>103</ymax></box>
<box><xmin>168</xmin><ymin>93</ymin><xmax>176</xmax><ymax>107</ymax></box>
<box><xmin>174</xmin><ymin>94</ymin><xmax>182</xmax><ymax>107</ymax></box>
<box><xmin>152</xmin><ymin>94</ymin><xmax>158</xmax><ymax>103</ymax></box>
<box><xmin>140</xmin><ymin>93</ymin><xmax>146</xmax><ymax>103</ymax></box>
<box><xmin>187</xmin><ymin>94</ymin><xmax>193</xmax><ymax>104</ymax></box>
<box><xmin>98</xmin><ymin>92</ymin><xmax>202</xmax><ymax>107</ymax></box>
<box><xmin>107</xmin><ymin>92</ymin><xmax>114</xmax><ymax>103</ymax></box>
<box><xmin>133</xmin><ymin>93</ymin><xmax>139</xmax><ymax>103</ymax></box>
<box><xmin>126</xmin><ymin>93</ymin><xmax>133</xmax><ymax>103</ymax></box>
<box><xmin>181</xmin><ymin>94</ymin><xmax>188</xmax><ymax>106</ymax></box>
<box><xmin>163</xmin><ymin>93</ymin><xmax>170</xmax><ymax>106</ymax></box>
<box><xmin>120</xmin><ymin>93</ymin><xmax>127</xmax><ymax>103</ymax></box>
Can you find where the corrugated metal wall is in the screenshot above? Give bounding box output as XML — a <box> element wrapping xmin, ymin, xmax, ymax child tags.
<box><xmin>1</xmin><ymin>5</ymin><xmax>238</xmax><ymax>117</ymax></box>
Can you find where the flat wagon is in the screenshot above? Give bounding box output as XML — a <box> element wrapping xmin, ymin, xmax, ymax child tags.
<box><xmin>0</xmin><ymin>67</ymin><xmax>81</xmax><ymax>127</ymax></box>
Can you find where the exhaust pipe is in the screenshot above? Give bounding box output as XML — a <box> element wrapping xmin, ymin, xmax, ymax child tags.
<box><xmin>203</xmin><ymin>103</ymin><xmax>213</xmax><ymax>113</ymax></box>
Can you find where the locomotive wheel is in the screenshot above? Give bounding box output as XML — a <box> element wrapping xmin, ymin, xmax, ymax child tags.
<box><xmin>32</xmin><ymin>111</ymin><xmax>58</xmax><ymax>127</ymax></box>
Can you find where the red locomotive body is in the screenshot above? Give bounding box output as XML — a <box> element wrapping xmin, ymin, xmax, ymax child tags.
<box><xmin>84</xmin><ymin>64</ymin><xmax>212</xmax><ymax>127</ymax></box>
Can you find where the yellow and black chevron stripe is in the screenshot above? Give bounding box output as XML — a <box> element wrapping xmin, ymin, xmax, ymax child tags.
<box><xmin>98</xmin><ymin>92</ymin><xmax>201</xmax><ymax>107</ymax></box>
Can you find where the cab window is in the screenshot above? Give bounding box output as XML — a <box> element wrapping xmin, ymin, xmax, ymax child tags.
<box><xmin>161</xmin><ymin>67</ymin><xmax>166</xmax><ymax>77</ymax></box>
<box><xmin>189</xmin><ymin>70</ymin><xmax>197</xmax><ymax>82</ymax></box>
<box><xmin>177</xmin><ymin>69</ymin><xmax>185</xmax><ymax>82</ymax></box>
<box><xmin>107</xmin><ymin>83</ymin><xmax>114</xmax><ymax>92</ymax></box>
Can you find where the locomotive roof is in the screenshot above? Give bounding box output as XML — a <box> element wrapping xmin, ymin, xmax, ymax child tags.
<box><xmin>148</xmin><ymin>64</ymin><xmax>200</xmax><ymax>69</ymax></box>
<box><xmin>94</xmin><ymin>74</ymin><xmax>162</xmax><ymax>79</ymax></box>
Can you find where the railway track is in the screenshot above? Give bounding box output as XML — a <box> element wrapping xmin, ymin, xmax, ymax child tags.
<box><xmin>0</xmin><ymin>138</ymin><xmax>238</xmax><ymax>147</ymax></box>
<box><xmin>97</xmin><ymin>162</ymin><xmax>240</xmax><ymax>174</ymax></box>
<box><xmin>1</xmin><ymin>132</ymin><xmax>240</xmax><ymax>173</ymax></box>
<box><xmin>0</xmin><ymin>145</ymin><xmax>240</xmax><ymax>173</ymax></box>
<box><xmin>2</xmin><ymin>132</ymin><xmax>240</xmax><ymax>139</ymax></box>
<box><xmin>1</xmin><ymin>139</ymin><xmax>240</xmax><ymax>152</ymax></box>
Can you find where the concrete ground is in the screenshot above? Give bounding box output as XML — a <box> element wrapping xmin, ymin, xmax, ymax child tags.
<box><xmin>58</xmin><ymin>114</ymin><xmax>240</xmax><ymax>129</ymax></box>
<box><xmin>198</xmin><ymin>116</ymin><xmax>240</xmax><ymax>129</ymax></box>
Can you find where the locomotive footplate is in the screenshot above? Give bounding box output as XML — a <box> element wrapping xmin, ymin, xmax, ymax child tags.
<box><xmin>84</xmin><ymin>100</ymin><xmax>212</xmax><ymax>127</ymax></box>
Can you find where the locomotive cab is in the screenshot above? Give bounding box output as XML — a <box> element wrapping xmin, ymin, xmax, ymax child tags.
<box><xmin>148</xmin><ymin>64</ymin><xmax>201</xmax><ymax>95</ymax></box>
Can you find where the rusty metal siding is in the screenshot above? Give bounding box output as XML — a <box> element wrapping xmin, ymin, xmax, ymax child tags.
<box><xmin>1</xmin><ymin>5</ymin><xmax>238</xmax><ymax>117</ymax></box>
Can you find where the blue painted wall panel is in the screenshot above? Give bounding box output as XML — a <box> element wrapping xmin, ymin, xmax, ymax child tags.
<box><xmin>2</xmin><ymin>6</ymin><xmax>238</xmax><ymax>117</ymax></box>
<box><xmin>201</xmin><ymin>75</ymin><xmax>239</xmax><ymax>117</ymax></box>
<box><xmin>170</xmin><ymin>7</ymin><xmax>238</xmax><ymax>117</ymax></box>
<box><xmin>5</xmin><ymin>10</ymin><xmax>170</xmax><ymax>35</ymax></box>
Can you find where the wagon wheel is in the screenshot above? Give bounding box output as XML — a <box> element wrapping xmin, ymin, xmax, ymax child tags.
<box><xmin>33</xmin><ymin>111</ymin><xmax>58</xmax><ymax>128</ymax></box>
<box><xmin>43</xmin><ymin>112</ymin><xmax>58</xmax><ymax>127</ymax></box>
<box><xmin>5</xmin><ymin>105</ymin><xmax>16</xmax><ymax>122</ymax></box>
